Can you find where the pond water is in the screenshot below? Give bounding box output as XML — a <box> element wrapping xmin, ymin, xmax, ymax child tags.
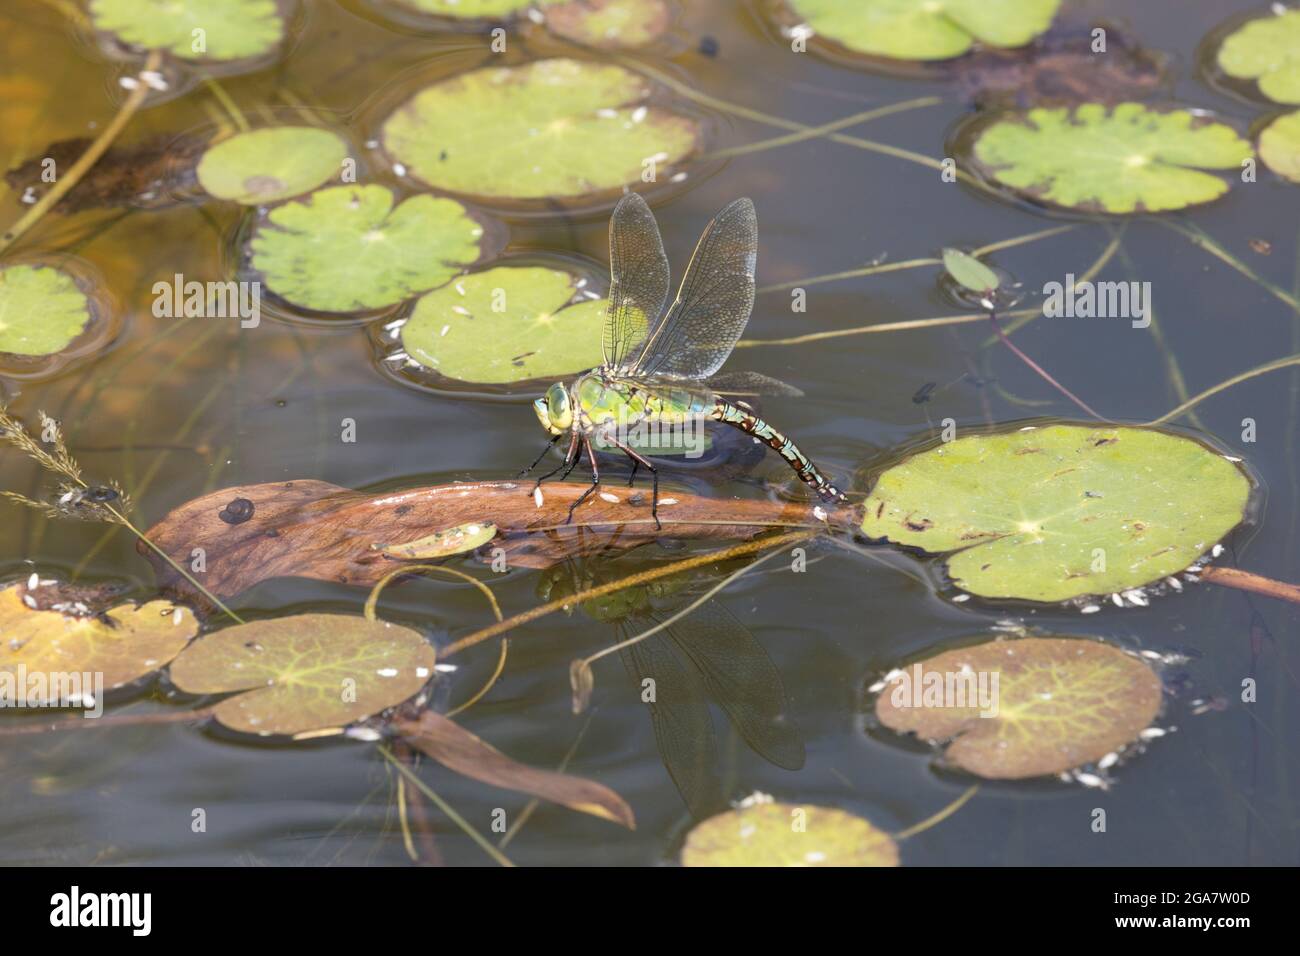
<box><xmin>0</xmin><ymin>0</ymin><xmax>1297</xmax><ymax>865</ymax></box>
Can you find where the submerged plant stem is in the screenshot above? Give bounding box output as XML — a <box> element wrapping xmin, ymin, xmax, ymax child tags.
<box><xmin>1144</xmin><ymin>353</ymin><xmax>1300</xmax><ymax>425</ymax></box>
<box><xmin>987</xmin><ymin>310</ymin><xmax>1108</xmax><ymax>421</ymax></box>
<box><xmin>0</xmin><ymin>50</ymin><xmax>161</xmax><ymax>254</ymax></box>
<box><xmin>894</xmin><ymin>784</ymin><xmax>981</xmax><ymax>840</ymax></box>
<box><xmin>701</xmin><ymin>96</ymin><xmax>942</xmax><ymax>160</ymax></box>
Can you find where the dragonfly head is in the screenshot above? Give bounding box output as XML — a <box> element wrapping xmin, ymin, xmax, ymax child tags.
<box><xmin>534</xmin><ymin>381</ymin><xmax>573</xmax><ymax>435</ymax></box>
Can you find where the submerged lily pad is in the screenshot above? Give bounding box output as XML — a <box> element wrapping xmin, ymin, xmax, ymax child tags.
<box><xmin>681</xmin><ymin>798</ymin><xmax>899</xmax><ymax>867</ymax></box>
<box><xmin>785</xmin><ymin>0</ymin><xmax>1061</xmax><ymax>61</ymax></box>
<box><xmin>401</xmin><ymin>265</ymin><xmax>617</xmax><ymax>383</ymax></box>
<box><xmin>377</xmin><ymin>521</ymin><xmax>497</xmax><ymax>559</ymax></box>
<box><xmin>970</xmin><ymin>103</ymin><xmax>1253</xmax><ymax>213</ymax></box>
<box><xmin>0</xmin><ymin>584</ymin><xmax>198</xmax><ymax>700</ymax></box>
<box><xmin>0</xmin><ymin>263</ymin><xmax>92</xmax><ymax>357</ymax></box>
<box><xmin>388</xmin><ymin>0</ymin><xmax>539</xmax><ymax>16</ymax></box>
<box><xmin>197</xmin><ymin>127</ymin><xmax>348</xmax><ymax>205</ymax></box>
<box><xmin>89</xmin><ymin>0</ymin><xmax>286</xmax><ymax>62</ymax></box>
<box><xmin>168</xmin><ymin>613</ymin><xmax>437</xmax><ymax>735</ymax></box>
<box><xmin>545</xmin><ymin>0</ymin><xmax>671</xmax><ymax>49</ymax></box>
<box><xmin>380</xmin><ymin>58</ymin><xmax>700</xmax><ymax>201</ymax></box>
<box><xmin>250</xmin><ymin>185</ymin><xmax>495</xmax><ymax>314</ymax></box>
<box><xmin>1215</xmin><ymin>9</ymin><xmax>1300</xmax><ymax>104</ymax></box>
<box><xmin>859</xmin><ymin>424</ymin><xmax>1251</xmax><ymax>603</ymax></box>
<box><xmin>874</xmin><ymin>636</ymin><xmax>1163</xmax><ymax>779</ymax></box>
<box><xmin>1259</xmin><ymin>110</ymin><xmax>1300</xmax><ymax>183</ymax></box>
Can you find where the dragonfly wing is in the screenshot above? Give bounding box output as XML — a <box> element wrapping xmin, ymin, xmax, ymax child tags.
<box><xmin>664</xmin><ymin>601</ymin><xmax>806</xmax><ymax>771</ymax></box>
<box><xmin>603</xmin><ymin>192</ymin><xmax>670</xmax><ymax>371</ymax></box>
<box><xmin>629</xmin><ymin>197</ymin><xmax>757</xmax><ymax>381</ymax></box>
<box><xmin>706</xmin><ymin>370</ymin><xmax>805</xmax><ymax>398</ymax></box>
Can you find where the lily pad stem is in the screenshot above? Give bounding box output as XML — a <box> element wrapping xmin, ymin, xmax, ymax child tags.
<box><xmin>987</xmin><ymin>307</ymin><xmax>1108</xmax><ymax>421</ymax></box>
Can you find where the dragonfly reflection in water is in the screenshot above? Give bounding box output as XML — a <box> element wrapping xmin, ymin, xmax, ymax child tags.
<box><xmin>525</xmin><ymin>193</ymin><xmax>847</xmax><ymax>528</ymax></box>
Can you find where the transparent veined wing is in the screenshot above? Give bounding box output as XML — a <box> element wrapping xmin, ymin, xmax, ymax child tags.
<box><xmin>602</xmin><ymin>192</ymin><xmax>670</xmax><ymax>371</ymax></box>
<box><xmin>629</xmin><ymin>197</ymin><xmax>757</xmax><ymax>381</ymax></box>
<box><xmin>706</xmin><ymin>370</ymin><xmax>805</xmax><ymax>398</ymax></box>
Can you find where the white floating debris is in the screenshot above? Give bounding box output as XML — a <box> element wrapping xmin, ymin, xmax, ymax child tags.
<box><xmin>1138</xmin><ymin>727</ymin><xmax>1167</xmax><ymax>740</ymax></box>
<box><xmin>659</xmin><ymin>497</ymin><xmax>678</xmax><ymax>506</ymax></box>
<box><xmin>598</xmin><ymin>491</ymin><xmax>619</xmax><ymax>503</ymax></box>
<box><xmin>345</xmin><ymin>727</ymin><xmax>383</xmax><ymax>742</ymax></box>
<box><xmin>376</xmin><ymin>667</ymin><xmax>399</xmax><ymax>677</ymax></box>
<box><xmin>435</xmin><ymin>663</ymin><xmax>457</xmax><ymax>673</ymax></box>
<box><xmin>1075</xmin><ymin>772</ymin><xmax>1107</xmax><ymax>789</ymax></box>
<box><xmin>27</xmin><ymin>573</ymin><xmax>39</xmax><ymax>590</ymax></box>
<box><xmin>172</xmin><ymin>607</ymin><xmax>184</xmax><ymax>626</ymax></box>
<box><xmin>1098</xmin><ymin>752</ymin><xmax>1119</xmax><ymax>769</ymax></box>
<box><xmin>951</xmin><ymin>594</ymin><xmax>970</xmax><ymax>602</ymax></box>
<box><xmin>1081</xmin><ymin>604</ymin><xmax>1101</xmax><ymax>614</ymax></box>
<box><xmin>813</xmin><ymin>505</ymin><xmax>827</xmax><ymax>522</ymax></box>
<box><xmin>534</xmin><ymin>486</ymin><xmax>544</xmax><ymax>508</ymax></box>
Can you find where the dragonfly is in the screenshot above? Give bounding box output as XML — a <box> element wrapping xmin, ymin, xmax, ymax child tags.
<box><xmin>524</xmin><ymin>192</ymin><xmax>846</xmax><ymax>527</ymax></box>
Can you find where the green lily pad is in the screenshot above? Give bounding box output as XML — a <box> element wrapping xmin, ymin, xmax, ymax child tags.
<box><xmin>89</xmin><ymin>0</ymin><xmax>285</xmax><ymax>62</ymax></box>
<box><xmin>859</xmin><ymin>424</ymin><xmax>1251</xmax><ymax>603</ymax></box>
<box><xmin>942</xmin><ymin>248</ymin><xmax>999</xmax><ymax>295</ymax></box>
<box><xmin>376</xmin><ymin>521</ymin><xmax>497</xmax><ymax>559</ymax></box>
<box><xmin>0</xmin><ymin>584</ymin><xmax>198</xmax><ymax>700</ymax></box>
<box><xmin>682</xmin><ymin>798</ymin><xmax>899</xmax><ymax>867</ymax></box>
<box><xmin>168</xmin><ymin>613</ymin><xmax>438</xmax><ymax>736</ymax></box>
<box><xmin>249</xmin><ymin>184</ymin><xmax>495</xmax><ymax>314</ymax></box>
<box><xmin>197</xmin><ymin>127</ymin><xmax>349</xmax><ymax>205</ymax></box>
<box><xmin>785</xmin><ymin>0</ymin><xmax>1061</xmax><ymax>61</ymax></box>
<box><xmin>545</xmin><ymin>0</ymin><xmax>671</xmax><ymax>49</ymax></box>
<box><xmin>401</xmin><ymin>265</ymin><xmax>619</xmax><ymax>383</ymax></box>
<box><xmin>970</xmin><ymin>102</ymin><xmax>1253</xmax><ymax>213</ymax></box>
<box><xmin>1215</xmin><ymin>9</ymin><xmax>1300</xmax><ymax>104</ymax></box>
<box><xmin>380</xmin><ymin>58</ymin><xmax>701</xmax><ymax>201</ymax></box>
<box><xmin>0</xmin><ymin>264</ymin><xmax>93</xmax><ymax>357</ymax></box>
<box><xmin>1259</xmin><ymin>110</ymin><xmax>1300</xmax><ymax>183</ymax></box>
<box><xmin>874</xmin><ymin>636</ymin><xmax>1163</xmax><ymax>779</ymax></box>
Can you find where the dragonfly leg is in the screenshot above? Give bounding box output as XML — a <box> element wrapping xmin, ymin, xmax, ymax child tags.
<box><xmin>565</xmin><ymin>436</ymin><xmax>600</xmax><ymax>525</ymax></box>
<box><xmin>518</xmin><ymin>434</ymin><xmax>561</xmax><ymax>477</ymax></box>
<box><xmin>531</xmin><ymin>431</ymin><xmax>578</xmax><ymax>493</ymax></box>
<box><xmin>605</xmin><ymin>436</ymin><xmax>661</xmax><ymax>531</ymax></box>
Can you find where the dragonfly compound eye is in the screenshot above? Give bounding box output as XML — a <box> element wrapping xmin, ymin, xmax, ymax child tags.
<box><xmin>545</xmin><ymin>383</ymin><xmax>572</xmax><ymax>431</ymax></box>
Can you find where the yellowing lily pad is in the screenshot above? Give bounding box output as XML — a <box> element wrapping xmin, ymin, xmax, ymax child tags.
<box><xmin>1215</xmin><ymin>9</ymin><xmax>1300</xmax><ymax>104</ymax></box>
<box><xmin>89</xmin><ymin>0</ymin><xmax>286</xmax><ymax>62</ymax></box>
<box><xmin>545</xmin><ymin>0</ymin><xmax>672</xmax><ymax>49</ymax></box>
<box><xmin>197</xmin><ymin>127</ymin><xmax>349</xmax><ymax>205</ymax></box>
<box><xmin>249</xmin><ymin>185</ymin><xmax>496</xmax><ymax>314</ymax></box>
<box><xmin>1259</xmin><ymin>110</ymin><xmax>1300</xmax><ymax>183</ymax></box>
<box><xmin>168</xmin><ymin>613</ymin><xmax>437</xmax><ymax>736</ymax></box>
<box><xmin>0</xmin><ymin>263</ymin><xmax>93</xmax><ymax>357</ymax></box>
<box><xmin>380</xmin><ymin>58</ymin><xmax>700</xmax><ymax>201</ymax></box>
<box><xmin>682</xmin><ymin>798</ymin><xmax>899</xmax><ymax>867</ymax></box>
<box><xmin>784</xmin><ymin>0</ymin><xmax>1062</xmax><ymax>61</ymax></box>
<box><xmin>874</xmin><ymin>636</ymin><xmax>1163</xmax><ymax>778</ymax></box>
<box><xmin>0</xmin><ymin>584</ymin><xmax>198</xmax><ymax>701</ymax></box>
<box><xmin>377</xmin><ymin>521</ymin><xmax>497</xmax><ymax>559</ymax></box>
<box><xmin>859</xmin><ymin>424</ymin><xmax>1251</xmax><ymax>603</ymax></box>
<box><xmin>970</xmin><ymin>102</ymin><xmax>1253</xmax><ymax>213</ymax></box>
<box><xmin>400</xmin><ymin>265</ymin><xmax>619</xmax><ymax>383</ymax></box>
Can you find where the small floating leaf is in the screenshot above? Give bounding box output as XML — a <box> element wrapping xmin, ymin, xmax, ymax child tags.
<box><xmin>197</xmin><ymin>127</ymin><xmax>349</xmax><ymax>205</ymax></box>
<box><xmin>681</xmin><ymin>799</ymin><xmax>899</xmax><ymax>867</ymax></box>
<box><xmin>859</xmin><ymin>424</ymin><xmax>1251</xmax><ymax>602</ymax></box>
<box><xmin>970</xmin><ymin>102</ymin><xmax>1253</xmax><ymax>213</ymax></box>
<box><xmin>1215</xmin><ymin>8</ymin><xmax>1300</xmax><ymax>104</ymax></box>
<box><xmin>545</xmin><ymin>0</ymin><xmax>672</xmax><ymax>49</ymax></box>
<box><xmin>784</xmin><ymin>0</ymin><xmax>1062</xmax><ymax>61</ymax></box>
<box><xmin>0</xmin><ymin>584</ymin><xmax>198</xmax><ymax>699</ymax></box>
<box><xmin>380</xmin><ymin>58</ymin><xmax>700</xmax><ymax>201</ymax></box>
<box><xmin>401</xmin><ymin>265</ymin><xmax>620</xmax><ymax>383</ymax></box>
<box><xmin>0</xmin><ymin>263</ymin><xmax>92</xmax><ymax>357</ymax></box>
<box><xmin>168</xmin><ymin>613</ymin><xmax>437</xmax><ymax>735</ymax></box>
<box><xmin>377</xmin><ymin>521</ymin><xmax>497</xmax><ymax>559</ymax></box>
<box><xmin>942</xmin><ymin>248</ymin><xmax>999</xmax><ymax>295</ymax></box>
<box><xmin>249</xmin><ymin>184</ymin><xmax>494</xmax><ymax>314</ymax></box>
<box><xmin>1259</xmin><ymin>109</ymin><xmax>1300</xmax><ymax>183</ymax></box>
<box><xmin>874</xmin><ymin>636</ymin><xmax>1163</xmax><ymax>778</ymax></box>
<box><xmin>89</xmin><ymin>0</ymin><xmax>286</xmax><ymax>62</ymax></box>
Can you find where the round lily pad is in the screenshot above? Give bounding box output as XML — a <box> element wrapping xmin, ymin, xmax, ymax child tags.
<box><xmin>249</xmin><ymin>184</ymin><xmax>496</xmax><ymax>314</ymax></box>
<box><xmin>545</xmin><ymin>0</ymin><xmax>671</xmax><ymax>49</ymax></box>
<box><xmin>197</xmin><ymin>127</ymin><xmax>349</xmax><ymax>205</ymax></box>
<box><xmin>784</xmin><ymin>0</ymin><xmax>1061</xmax><ymax>61</ymax></box>
<box><xmin>400</xmin><ymin>264</ymin><xmax>616</xmax><ymax>383</ymax></box>
<box><xmin>969</xmin><ymin>102</ymin><xmax>1253</xmax><ymax>213</ymax></box>
<box><xmin>682</xmin><ymin>799</ymin><xmax>899</xmax><ymax>867</ymax></box>
<box><xmin>859</xmin><ymin>424</ymin><xmax>1251</xmax><ymax>603</ymax></box>
<box><xmin>874</xmin><ymin>636</ymin><xmax>1163</xmax><ymax>779</ymax></box>
<box><xmin>89</xmin><ymin>0</ymin><xmax>286</xmax><ymax>62</ymax></box>
<box><xmin>377</xmin><ymin>521</ymin><xmax>497</xmax><ymax>559</ymax></box>
<box><xmin>1215</xmin><ymin>9</ymin><xmax>1300</xmax><ymax>104</ymax></box>
<box><xmin>0</xmin><ymin>263</ymin><xmax>92</xmax><ymax>357</ymax></box>
<box><xmin>168</xmin><ymin>613</ymin><xmax>438</xmax><ymax>736</ymax></box>
<box><xmin>0</xmin><ymin>584</ymin><xmax>198</xmax><ymax>700</ymax></box>
<box><xmin>1259</xmin><ymin>110</ymin><xmax>1300</xmax><ymax>183</ymax></box>
<box><xmin>380</xmin><ymin>58</ymin><xmax>700</xmax><ymax>201</ymax></box>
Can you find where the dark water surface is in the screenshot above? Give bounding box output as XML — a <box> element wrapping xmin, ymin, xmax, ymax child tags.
<box><xmin>0</xmin><ymin>0</ymin><xmax>1297</xmax><ymax>865</ymax></box>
